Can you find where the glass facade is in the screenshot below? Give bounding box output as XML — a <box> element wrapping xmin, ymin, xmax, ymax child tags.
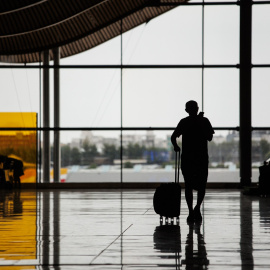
<box><xmin>0</xmin><ymin>1</ymin><xmax>269</xmax><ymax>184</ymax></box>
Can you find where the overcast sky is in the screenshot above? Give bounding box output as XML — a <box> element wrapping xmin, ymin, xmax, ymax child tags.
<box><xmin>0</xmin><ymin>4</ymin><xmax>270</xmax><ymax>143</ymax></box>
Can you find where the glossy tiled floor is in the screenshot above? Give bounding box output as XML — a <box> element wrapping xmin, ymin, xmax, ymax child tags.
<box><xmin>0</xmin><ymin>189</ymin><xmax>270</xmax><ymax>269</ymax></box>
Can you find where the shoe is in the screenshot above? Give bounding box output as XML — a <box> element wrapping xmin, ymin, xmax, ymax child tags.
<box><xmin>194</xmin><ymin>205</ymin><xmax>202</xmax><ymax>223</ymax></box>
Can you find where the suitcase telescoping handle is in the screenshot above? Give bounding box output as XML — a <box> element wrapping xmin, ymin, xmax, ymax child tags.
<box><xmin>175</xmin><ymin>151</ymin><xmax>180</xmax><ymax>184</ymax></box>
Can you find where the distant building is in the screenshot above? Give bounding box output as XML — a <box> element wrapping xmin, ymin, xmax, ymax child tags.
<box><xmin>226</xmin><ymin>130</ymin><xmax>270</xmax><ymax>143</ymax></box>
<box><xmin>70</xmin><ymin>138</ymin><xmax>81</xmax><ymax>149</ymax></box>
<box><xmin>213</xmin><ymin>135</ymin><xmax>226</xmax><ymax>144</ymax></box>
<box><xmin>252</xmin><ymin>130</ymin><xmax>270</xmax><ymax>143</ymax></box>
<box><xmin>69</xmin><ymin>131</ymin><xmax>173</xmax><ymax>153</ymax></box>
<box><xmin>145</xmin><ymin>131</ymin><xmax>155</xmax><ymax>148</ymax></box>
<box><xmin>121</xmin><ymin>134</ymin><xmax>143</xmax><ymax>148</ymax></box>
<box><xmin>226</xmin><ymin>131</ymin><xmax>239</xmax><ymax>142</ymax></box>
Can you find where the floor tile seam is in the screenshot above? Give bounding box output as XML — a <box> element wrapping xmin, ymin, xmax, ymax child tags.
<box><xmin>143</xmin><ymin>206</ymin><xmax>153</xmax><ymax>215</ymax></box>
<box><xmin>89</xmin><ymin>223</ymin><xmax>133</xmax><ymax>265</ymax></box>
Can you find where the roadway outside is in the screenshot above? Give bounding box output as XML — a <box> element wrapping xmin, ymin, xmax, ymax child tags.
<box><xmin>64</xmin><ymin>167</ymin><xmax>260</xmax><ymax>183</ymax></box>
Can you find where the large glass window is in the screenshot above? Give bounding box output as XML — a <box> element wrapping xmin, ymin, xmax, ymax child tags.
<box><xmin>122</xmin><ymin>130</ymin><xmax>176</xmax><ymax>183</ymax></box>
<box><xmin>0</xmin><ymin>69</ymin><xmax>39</xmax><ymax>113</ymax></box>
<box><xmin>204</xmin><ymin>68</ymin><xmax>239</xmax><ymax>127</ymax></box>
<box><xmin>57</xmin><ymin>131</ymin><xmax>120</xmax><ymax>183</ymax></box>
<box><xmin>204</xmin><ymin>5</ymin><xmax>239</xmax><ymax>64</ymax></box>
<box><xmin>252</xmin><ymin>68</ymin><xmax>270</xmax><ymax>127</ymax></box>
<box><xmin>252</xmin><ymin>5</ymin><xmax>270</xmax><ymax>64</ymax></box>
<box><xmin>60</xmin><ymin>69</ymin><xmax>121</xmax><ymax>128</ymax></box>
<box><xmin>123</xmin><ymin>6</ymin><xmax>202</xmax><ymax>65</ymax></box>
<box><xmin>123</xmin><ymin>68</ymin><xmax>202</xmax><ymax>127</ymax></box>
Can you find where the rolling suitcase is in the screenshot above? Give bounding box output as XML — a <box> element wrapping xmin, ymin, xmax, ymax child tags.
<box><xmin>153</xmin><ymin>151</ymin><xmax>181</xmax><ymax>224</ymax></box>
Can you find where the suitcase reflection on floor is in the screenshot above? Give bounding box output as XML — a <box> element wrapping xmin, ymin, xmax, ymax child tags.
<box><xmin>181</xmin><ymin>224</ymin><xmax>209</xmax><ymax>269</ymax></box>
<box><xmin>153</xmin><ymin>224</ymin><xmax>181</xmax><ymax>269</ymax></box>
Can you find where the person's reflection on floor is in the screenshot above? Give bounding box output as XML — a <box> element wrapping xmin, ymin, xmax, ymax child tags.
<box><xmin>182</xmin><ymin>223</ymin><xmax>209</xmax><ymax>269</ymax></box>
<box><xmin>0</xmin><ymin>189</ymin><xmax>22</xmax><ymax>217</ymax></box>
<box><xmin>153</xmin><ymin>224</ymin><xmax>181</xmax><ymax>268</ymax></box>
<box><xmin>13</xmin><ymin>190</ymin><xmax>23</xmax><ymax>215</ymax></box>
<box><xmin>259</xmin><ymin>196</ymin><xmax>270</xmax><ymax>233</ymax></box>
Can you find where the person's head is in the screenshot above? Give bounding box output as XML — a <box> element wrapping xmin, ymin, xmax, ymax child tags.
<box><xmin>185</xmin><ymin>100</ymin><xmax>198</xmax><ymax>116</ymax></box>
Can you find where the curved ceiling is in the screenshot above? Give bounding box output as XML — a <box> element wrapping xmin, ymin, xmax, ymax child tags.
<box><xmin>0</xmin><ymin>0</ymin><xmax>184</xmax><ymax>63</ymax></box>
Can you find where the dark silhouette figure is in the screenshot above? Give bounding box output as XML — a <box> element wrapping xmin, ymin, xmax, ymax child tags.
<box><xmin>258</xmin><ymin>160</ymin><xmax>270</xmax><ymax>196</ymax></box>
<box><xmin>9</xmin><ymin>158</ymin><xmax>24</xmax><ymax>188</ymax></box>
<box><xmin>0</xmin><ymin>156</ymin><xmax>24</xmax><ymax>189</ymax></box>
<box><xmin>171</xmin><ymin>100</ymin><xmax>214</xmax><ymax>223</ymax></box>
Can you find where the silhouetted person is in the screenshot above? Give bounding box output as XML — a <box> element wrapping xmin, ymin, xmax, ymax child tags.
<box><xmin>259</xmin><ymin>160</ymin><xmax>270</xmax><ymax>196</ymax></box>
<box><xmin>11</xmin><ymin>158</ymin><xmax>24</xmax><ymax>188</ymax></box>
<box><xmin>171</xmin><ymin>100</ymin><xmax>214</xmax><ymax>223</ymax></box>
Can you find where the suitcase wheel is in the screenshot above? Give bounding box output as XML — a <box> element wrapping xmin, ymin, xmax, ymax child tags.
<box><xmin>159</xmin><ymin>216</ymin><xmax>179</xmax><ymax>225</ymax></box>
<box><xmin>170</xmin><ymin>217</ymin><xmax>175</xmax><ymax>225</ymax></box>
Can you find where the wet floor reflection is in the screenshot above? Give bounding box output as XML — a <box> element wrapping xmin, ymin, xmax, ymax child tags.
<box><xmin>153</xmin><ymin>223</ymin><xmax>181</xmax><ymax>269</ymax></box>
<box><xmin>259</xmin><ymin>196</ymin><xmax>270</xmax><ymax>233</ymax></box>
<box><xmin>42</xmin><ymin>191</ymin><xmax>50</xmax><ymax>267</ymax></box>
<box><xmin>0</xmin><ymin>190</ymin><xmax>36</xmax><ymax>264</ymax></box>
<box><xmin>182</xmin><ymin>224</ymin><xmax>209</xmax><ymax>269</ymax></box>
<box><xmin>0</xmin><ymin>189</ymin><xmax>23</xmax><ymax>217</ymax></box>
<box><xmin>240</xmin><ymin>193</ymin><xmax>254</xmax><ymax>270</ymax></box>
<box><xmin>53</xmin><ymin>191</ymin><xmax>60</xmax><ymax>269</ymax></box>
<box><xmin>40</xmin><ymin>191</ymin><xmax>60</xmax><ymax>269</ymax></box>
<box><xmin>1</xmin><ymin>190</ymin><xmax>270</xmax><ymax>269</ymax></box>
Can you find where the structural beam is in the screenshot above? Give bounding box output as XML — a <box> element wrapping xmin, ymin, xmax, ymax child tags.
<box><xmin>42</xmin><ymin>50</ymin><xmax>50</xmax><ymax>183</ymax></box>
<box><xmin>239</xmin><ymin>0</ymin><xmax>252</xmax><ymax>186</ymax></box>
<box><xmin>53</xmin><ymin>47</ymin><xmax>60</xmax><ymax>183</ymax></box>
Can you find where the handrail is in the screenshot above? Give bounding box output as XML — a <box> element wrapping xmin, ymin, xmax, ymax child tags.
<box><xmin>0</xmin><ymin>126</ymin><xmax>269</xmax><ymax>131</ymax></box>
<box><xmin>0</xmin><ymin>64</ymin><xmax>239</xmax><ymax>69</ymax></box>
<box><xmin>0</xmin><ymin>126</ymin><xmax>238</xmax><ymax>131</ymax></box>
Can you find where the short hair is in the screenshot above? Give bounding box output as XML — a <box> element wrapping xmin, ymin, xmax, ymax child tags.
<box><xmin>185</xmin><ymin>100</ymin><xmax>198</xmax><ymax>111</ymax></box>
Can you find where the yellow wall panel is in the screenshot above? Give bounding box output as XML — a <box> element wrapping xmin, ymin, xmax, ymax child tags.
<box><xmin>0</xmin><ymin>113</ymin><xmax>37</xmax><ymax>183</ymax></box>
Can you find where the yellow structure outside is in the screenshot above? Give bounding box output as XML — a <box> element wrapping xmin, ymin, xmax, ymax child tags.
<box><xmin>0</xmin><ymin>112</ymin><xmax>37</xmax><ymax>183</ymax></box>
<box><xmin>50</xmin><ymin>168</ymin><xmax>68</xmax><ymax>182</ymax></box>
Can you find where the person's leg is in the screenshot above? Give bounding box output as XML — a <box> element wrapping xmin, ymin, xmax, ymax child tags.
<box><xmin>185</xmin><ymin>182</ymin><xmax>194</xmax><ymax>223</ymax></box>
<box><xmin>182</xmin><ymin>163</ymin><xmax>194</xmax><ymax>223</ymax></box>
<box><xmin>194</xmin><ymin>174</ymin><xmax>207</xmax><ymax>222</ymax></box>
<box><xmin>196</xmin><ymin>188</ymin><xmax>205</xmax><ymax>208</ymax></box>
<box><xmin>193</xmin><ymin>188</ymin><xmax>205</xmax><ymax>221</ymax></box>
<box><xmin>185</xmin><ymin>184</ymin><xmax>193</xmax><ymax>213</ymax></box>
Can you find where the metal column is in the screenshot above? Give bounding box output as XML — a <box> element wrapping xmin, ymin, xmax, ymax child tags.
<box><xmin>53</xmin><ymin>48</ymin><xmax>60</xmax><ymax>183</ymax></box>
<box><xmin>240</xmin><ymin>0</ymin><xmax>252</xmax><ymax>187</ymax></box>
<box><xmin>43</xmin><ymin>50</ymin><xmax>50</xmax><ymax>183</ymax></box>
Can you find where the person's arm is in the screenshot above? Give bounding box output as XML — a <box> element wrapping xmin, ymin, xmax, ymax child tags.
<box><xmin>207</xmin><ymin>133</ymin><xmax>213</xmax><ymax>142</ymax></box>
<box><xmin>204</xmin><ymin>117</ymin><xmax>214</xmax><ymax>141</ymax></box>
<box><xmin>198</xmin><ymin>113</ymin><xmax>214</xmax><ymax>141</ymax></box>
<box><xmin>171</xmin><ymin>122</ymin><xmax>182</xmax><ymax>152</ymax></box>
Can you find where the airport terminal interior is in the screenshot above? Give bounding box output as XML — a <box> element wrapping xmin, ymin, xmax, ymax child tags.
<box><xmin>1</xmin><ymin>0</ymin><xmax>270</xmax><ymax>269</ymax></box>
